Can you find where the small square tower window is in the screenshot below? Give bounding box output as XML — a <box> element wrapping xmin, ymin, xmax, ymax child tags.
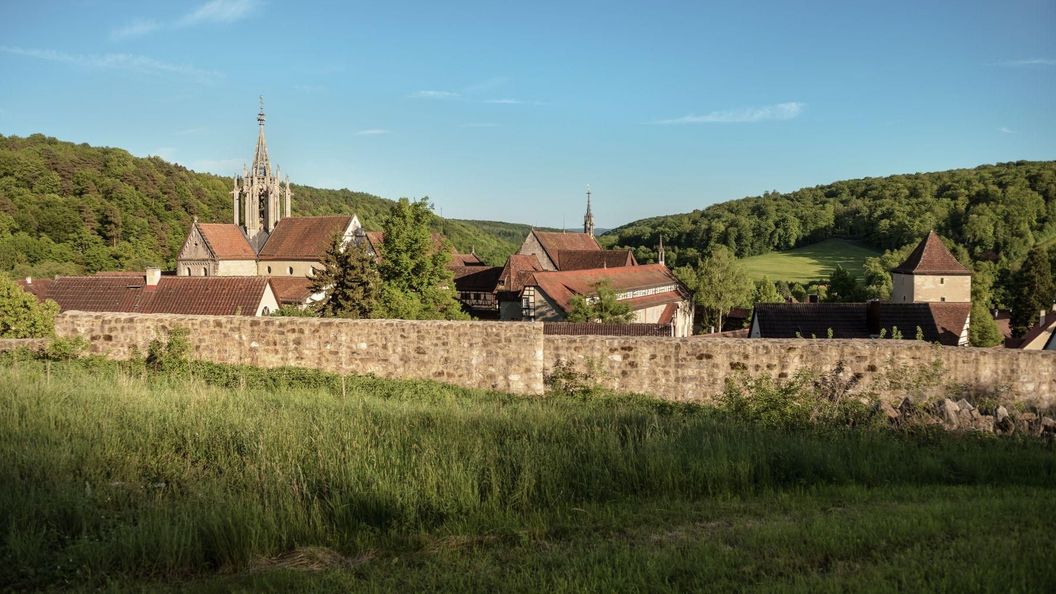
<box><xmin>940</xmin><ymin>277</ymin><xmax>945</xmax><ymax>285</ymax></box>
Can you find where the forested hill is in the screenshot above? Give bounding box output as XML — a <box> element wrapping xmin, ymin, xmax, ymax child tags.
<box><xmin>603</xmin><ymin>161</ymin><xmax>1056</xmax><ymax>274</ymax></box>
<box><xmin>0</xmin><ymin>133</ymin><xmax>526</xmax><ymax>277</ymax></box>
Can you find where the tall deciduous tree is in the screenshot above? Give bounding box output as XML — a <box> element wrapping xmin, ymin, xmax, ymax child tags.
<box><xmin>1010</xmin><ymin>246</ymin><xmax>1055</xmax><ymax>336</ymax></box>
<box><xmin>826</xmin><ymin>264</ymin><xmax>863</xmax><ymax>302</ymax></box>
<box><xmin>753</xmin><ymin>276</ymin><xmax>783</xmax><ymax>304</ymax></box>
<box><xmin>0</xmin><ymin>274</ymin><xmax>58</xmax><ymax>338</ymax></box>
<box><xmin>675</xmin><ymin>245</ymin><xmax>753</xmax><ymax>331</ymax></box>
<box><xmin>310</xmin><ymin>236</ymin><xmax>381</xmax><ymax>318</ymax></box>
<box><xmin>374</xmin><ymin>198</ymin><xmax>466</xmax><ymax>320</ymax></box>
<box><xmin>567</xmin><ymin>281</ymin><xmax>634</xmax><ymax>323</ymax></box>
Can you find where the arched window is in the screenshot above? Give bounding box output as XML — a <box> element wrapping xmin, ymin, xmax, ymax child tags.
<box><xmin>262</xmin><ymin>307</ymin><xmax>270</xmax><ymax>316</ymax></box>
<box><xmin>185</xmin><ymin>267</ymin><xmax>191</xmax><ymax>276</ymax></box>
<box><xmin>267</xmin><ymin>266</ymin><xmax>272</xmax><ymax>274</ymax></box>
<box><xmin>202</xmin><ymin>267</ymin><xmax>208</xmax><ymax>276</ymax></box>
<box><xmin>288</xmin><ymin>266</ymin><xmax>294</xmax><ymax>275</ymax></box>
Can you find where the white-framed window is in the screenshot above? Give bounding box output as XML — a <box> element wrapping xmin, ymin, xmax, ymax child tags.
<box><xmin>521</xmin><ymin>286</ymin><xmax>535</xmax><ymax>320</ymax></box>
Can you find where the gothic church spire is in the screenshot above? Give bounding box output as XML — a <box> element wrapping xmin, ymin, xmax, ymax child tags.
<box><xmin>583</xmin><ymin>185</ymin><xmax>595</xmax><ymax>237</ymax></box>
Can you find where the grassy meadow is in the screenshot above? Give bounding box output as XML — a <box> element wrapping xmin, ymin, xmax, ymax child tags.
<box><xmin>1</xmin><ymin>357</ymin><xmax>1054</xmax><ymax>592</ymax></box>
<box><xmin>739</xmin><ymin>239</ymin><xmax>881</xmax><ymax>283</ymax></box>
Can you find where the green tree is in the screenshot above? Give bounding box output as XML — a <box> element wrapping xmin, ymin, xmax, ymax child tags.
<box><xmin>1009</xmin><ymin>246</ymin><xmax>1055</xmax><ymax>336</ymax></box>
<box><xmin>968</xmin><ymin>301</ymin><xmax>1003</xmax><ymax>347</ymax></box>
<box><xmin>826</xmin><ymin>265</ymin><xmax>863</xmax><ymax>302</ymax></box>
<box><xmin>567</xmin><ymin>281</ymin><xmax>634</xmax><ymax>323</ymax></box>
<box><xmin>0</xmin><ymin>273</ymin><xmax>58</xmax><ymax>338</ymax></box>
<box><xmin>675</xmin><ymin>245</ymin><xmax>754</xmax><ymax>331</ymax></box>
<box><xmin>753</xmin><ymin>276</ymin><xmax>783</xmax><ymax>304</ymax></box>
<box><xmin>311</xmin><ymin>236</ymin><xmax>381</xmax><ymax>318</ymax></box>
<box><xmin>374</xmin><ymin>198</ymin><xmax>466</xmax><ymax>320</ymax></box>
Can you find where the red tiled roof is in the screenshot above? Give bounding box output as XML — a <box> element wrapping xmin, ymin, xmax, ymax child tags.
<box><xmin>543</xmin><ymin>322</ymin><xmax>673</xmax><ymax>337</ymax></box>
<box><xmin>268</xmin><ymin>277</ymin><xmax>315</xmax><ymax>305</ymax></box>
<box><xmin>196</xmin><ymin>223</ymin><xmax>256</xmax><ymax>259</ymax></box>
<box><xmin>258</xmin><ymin>216</ymin><xmax>354</xmax><ymax>261</ymax></box>
<box><xmin>554</xmin><ymin>249</ymin><xmax>636</xmax><ymax>270</ymax></box>
<box><xmin>44</xmin><ymin>275</ymin><xmax>271</xmax><ymax>316</ymax></box>
<box><xmin>532</xmin><ymin>231</ymin><xmax>600</xmax><ymax>267</ymax></box>
<box><xmin>16</xmin><ymin>278</ymin><xmax>53</xmax><ymax>302</ymax></box>
<box><xmin>497</xmin><ymin>254</ymin><xmax>544</xmax><ymax>295</ymax></box>
<box><xmin>527</xmin><ymin>263</ymin><xmax>684</xmax><ymax>313</ymax></box>
<box><xmin>620</xmin><ymin>290</ymin><xmax>685</xmax><ymax>312</ymax></box>
<box><xmin>657</xmin><ymin>302</ymin><xmax>677</xmax><ymax>326</ymax></box>
<box><xmin>892</xmin><ymin>231</ymin><xmax>971</xmax><ymax>276</ymax></box>
<box><xmin>451</xmin><ymin>253</ymin><xmax>485</xmax><ymax>267</ymax></box>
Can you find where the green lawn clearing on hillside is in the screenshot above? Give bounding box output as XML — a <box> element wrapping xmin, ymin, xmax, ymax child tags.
<box><xmin>739</xmin><ymin>238</ymin><xmax>881</xmax><ymax>284</ymax></box>
<box><xmin>1</xmin><ymin>357</ymin><xmax>1054</xmax><ymax>592</ymax></box>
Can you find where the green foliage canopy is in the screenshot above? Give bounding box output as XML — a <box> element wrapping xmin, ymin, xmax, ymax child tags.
<box><xmin>567</xmin><ymin>281</ymin><xmax>635</xmax><ymax>323</ymax></box>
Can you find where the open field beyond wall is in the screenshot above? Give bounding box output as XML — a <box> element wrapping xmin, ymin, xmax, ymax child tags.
<box><xmin>738</xmin><ymin>239</ymin><xmax>882</xmax><ymax>283</ymax></box>
<box><xmin>1</xmin><ymin>358</ymin><xmax>1055</xmax><ymax>592</ymax></box>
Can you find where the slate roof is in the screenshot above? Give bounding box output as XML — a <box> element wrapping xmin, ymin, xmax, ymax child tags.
<box><xmin>751</xmin><ymin>301</ymin><xmax>971</xmax><ymax>346</ymax></box>
<box><xmin>196</xmin><ymin>223</ymin><xmax>256</xmax><ymax>259</ymax></box>
<box><xmin>42</xmin><ymin>275</ymin><xmax>272</xmax><ymax>316</ymax></box>
<box><xmin>752</xmin><ymin>303</ymin><xmax>872</xmax><ymax>339</ymax></box>
<box><xmin>268</xmin><ymin>277</ymin><xmax>315</xmax><ymax>305</ymax></box>
<box><xmin>554</xmin><ymin>249</ymin><xmax>636</xmax><ymax>270</ymax></box>
<box><xmin>892</xmin><ymin>231</ymin><xmax>971</xmax><ymax>275</ymax></box>
<box><xmin>497</xmin><ymin>254</ymin><xmax>544</xmax><ymax>295</ymax></box>
<box><xmin>526</xmin><ymin>264</ymin><xmax>685</xmax><ymax>313</ymax></box>
<box><xmin>257</xmin><ymin>216</ymin><xmax>354</xmax><ymax>261</ymax></box>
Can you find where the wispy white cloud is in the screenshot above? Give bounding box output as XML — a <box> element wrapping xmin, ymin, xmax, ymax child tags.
<box><xmin>484</xmin><ymin>98</ymin><xmax>524</xmax><ymax>105</ymax></box>
<box><xmin>110</xmin><ymin>19</ymin><xmax>160</xmax><ymax>41</ymax></box>
<box><xmin>463</xmin><ymin>76</ymin><xmax>509</xmax><ymax>94</ymax></box>
<box><xmin>999</xmin><ymin>126</ymin><xmax>1016</xmax><ymax>134</ymax></box>
<box><xmin>410</xmin><ymin>90</ymin><xmax>460</xmax><ymax>100</ymax></box>
<box><xmin>354</xmin><ymin>129</ymin><xmax>391</xmax><ymax>136</ymax></box>
<box><xmin>653</xmin><ymin>101</ymin><xmax>805</xmax><ymax>125</ymax></box>
<box><xmin>998</xmin><ymin>58</ymin><xmax>1056</xmax><ymax>67</ymax></box>
<box><xmin>0</xmin><ymin>46</ymin><xmax>222</xmax><ymax>83</ymax></box>
<box><xmin>177</xmin><ymin>0</ymin><xmax>258</xmax><ymax>27</ymax></box>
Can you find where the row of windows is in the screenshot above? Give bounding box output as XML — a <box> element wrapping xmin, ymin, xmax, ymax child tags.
<box><xmin>182</xmin><ymin>265</ymin><xmax>317</xmax><ymax>277</ymax></box>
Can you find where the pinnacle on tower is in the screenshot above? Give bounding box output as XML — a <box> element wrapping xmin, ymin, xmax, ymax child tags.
<box><xmin>583</xmin><ymin>185</ymin><xmax>595</xmax><ymax>237</ymax></box>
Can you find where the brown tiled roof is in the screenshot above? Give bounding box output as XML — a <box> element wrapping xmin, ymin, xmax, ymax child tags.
<box><xmin>527</xmin><ymin>264</ymin><xmax>684</xmax><ymax>313</ymax></box>
<box><xmin>657</xmin><ymin>302</ymin><xmax>677</xmax><ymax>326</ymax></box>
<box><xmin>452</xmin><ymin>266</ymin><xmax>502</xmax><ymax>292</ymax></box>
<box><xmin>45</xmin><ymin>275</ymin><xmax>271</xmax><ymax>316</ymax></box>
<box><xmin>892</xmin><ymin>231</ymin><xmax>971</xmax><ymax>275</ymax></box>
<box><xmin>532</xmin><ymin>231</ymin><xmax>601</xmax><ymax>267</ymax></box>
<box><xmin>497</xmin><ymin>254</ymin><xmax>544</xmax><ymax>295</ymax></box>
<box><xmin>752</xmin><ymin>303</ymin><xmax>872</xmax><ymax>339</ymax></box>
<box><xmin>16</xmin><ymin>278</ymin><xmax>53</xmax><ymax>301</ymax></box>
<box><xmin>543</xmin><ymin>322</ymin><xmax>672</xmax><ymax>337</ymax></box>
<box><xmin>268</xmin><ymin>277</ymin><xmax>315</xmax><ymax>305</ymax></box>
<box><xmin>554</xmin><ymin>249</ymin><xmax>636</xmax><ymax>270</ymax></box>
<box><xmin>196</xmin><ymin>223</ymin><xmax>256</xmax><ymax>259</ymax></box>
<box><xmin>142</xmin><ymin>277</ymin><xmax>272</xmax><ymax>316</ymax></box>
<box><xmin>451</xmin><ymin>253</ymin><xmax>485</xmax><ymax>267</ymax></box>
<box><xmin>1017</xmin><ymin>312</ymin><xmax>1056</xmax><ymax>349</ymax></box>
<box><xmin>258</xmin><ymin>216</ymin><xmax>353</xmax><ymax>261</ymax></box>
<box><xmin>870</xmin><ymin>302</ymin><xmax>970</xmax><ymax>346</ymax></box>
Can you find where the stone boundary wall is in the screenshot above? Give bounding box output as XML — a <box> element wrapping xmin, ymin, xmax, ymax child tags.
<box><xmin>0</xmin><ymin>338</ymin><xmax>46</xmax><ymax>353</ymax></box>
<box><xmin>55</xmin><ymin>312</ymin><xmax>545</xmax><ymax>395</ymax></box>
<box><xmin>545</xmin><ymin>336</ymin><xmax>1056</xmax><ymax>406</ymax></box>
<box><xmin>53</xmin><ymin>312</ymin><xmax>1055</xmax><ymax>405</ymax></box>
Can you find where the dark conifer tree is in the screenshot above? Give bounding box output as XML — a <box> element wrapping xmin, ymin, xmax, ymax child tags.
<box><xmin>310</xmin><ymin>236</ymin><xmax>381</xmax><ymax>319</ymax></box>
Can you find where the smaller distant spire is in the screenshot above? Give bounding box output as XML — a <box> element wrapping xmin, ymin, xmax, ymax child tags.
<box><xmin>583</xmin><ymin>185</ymin><xmax>595</xmax><ymax>237</ymax></box>
<box><xmin>658</xmin><ymin>234</ymin><xmax>666</xmax><ymax>266</ymax></box>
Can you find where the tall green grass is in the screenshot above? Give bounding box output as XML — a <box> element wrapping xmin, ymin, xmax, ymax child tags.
<box><xmin>1</xmin><ymin>358</ymin><xmax>1054</xmax><ymax>590</ymax></box>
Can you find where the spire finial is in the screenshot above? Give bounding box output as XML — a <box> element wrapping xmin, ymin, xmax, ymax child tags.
<box><xmin>257</xmin><ymin>95</ymin><xmax>265</xmax><ymax>125</ymax></box>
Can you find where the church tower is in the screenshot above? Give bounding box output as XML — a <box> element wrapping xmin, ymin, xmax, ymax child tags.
<box><xmin>232</xmin><ymin>97</ymin><xmax>293</xmax><ymax>251</ymax></box>
<box><xmin>583</xmin><ymin>185</ymin><xmax>595</xmax><ymax>237</ymax></box>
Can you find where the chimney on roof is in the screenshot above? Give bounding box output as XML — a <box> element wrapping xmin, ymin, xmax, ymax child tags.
<box><xmin>146</xmin><ymin>267</ymin><xmax>161</xmax><ymax>286</ymax></box>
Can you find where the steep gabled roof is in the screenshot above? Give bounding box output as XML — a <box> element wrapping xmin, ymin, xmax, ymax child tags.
<box><xmin>526</xmin><ymin>263</ymin><xmax>683</xmax><ymax>313</ymax></box>
<box><xmin>531</xmin><ymin>231</ymin><xmax>601</xmax><ymax>267</ymax></box>
<box><xmin>196</xmin><ymin>223</ymin><xmax>256</xmax><ymax>259</ymax></box>
<box><xmin>554</xmin><ymin>249</ymin><xmax>636</xmax><ymax>270</ymax></box>
<box><xmin>257</xmin><ymin>216</ymin><xmax>354</xmax><ymax>261</ymax></box>
<box><xmin>892</xmin><ymin>231</ymin><xmax>971</xmax><ymax>276</ymax></box>
<box><xmin>497</xmin><ymin>254</ymin><xmax>544</xmax><ymax>295</ymax></box>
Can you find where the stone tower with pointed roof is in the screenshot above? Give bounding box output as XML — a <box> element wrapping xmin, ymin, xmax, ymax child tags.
<box><xmin>890</xmin><ymin>231</ymin><xmax>971</xmax><ymax>303</ymax></box>
<box><xmin>583</xmin><ymin>186</ymin><xmax>595</xmax><ymax>237</ymax></box>
<box><xmin>232</xmin><ymin>97</ymin><xmax>293</xmax><ymax>251</ymax></box>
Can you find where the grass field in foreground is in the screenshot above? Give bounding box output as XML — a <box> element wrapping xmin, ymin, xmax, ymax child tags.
<box><xmin>739</xmin><ymin>238</ymin><xmax>881</xmax><ymax>283</ymax></box>
<box><xmin>1</xmin><ymin>359</ymin><xmax>1054</xmax><ymax>592</ymax></box>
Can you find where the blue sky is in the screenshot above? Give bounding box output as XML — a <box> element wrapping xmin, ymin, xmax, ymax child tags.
<box><xmin>1</xmin><ymin>0</ymin><xmax>1054</xmax><ymax>228</ymax></box>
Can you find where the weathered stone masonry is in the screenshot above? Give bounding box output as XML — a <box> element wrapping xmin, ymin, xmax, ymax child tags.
<box><xmin>55</xmin><ymin>312</ymin><xmax>1056</xmax><ymax>405</ymax></box>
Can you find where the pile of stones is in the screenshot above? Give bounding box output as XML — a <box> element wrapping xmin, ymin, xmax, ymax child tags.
<box><xmin>878</xmin><ymin>397</ymin><xmax>1056</xmax><ymax>436</ymax></box>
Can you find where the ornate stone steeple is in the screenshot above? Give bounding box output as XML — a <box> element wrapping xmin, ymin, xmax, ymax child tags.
<box><xmin>232</xmin><ymin>96</ymin><xmax>293</xmax><ymax>251</ymax></box>
<box><xmin>583</xmin><ymin>185</ymin><xmax>595</xmax><ymax>237</ymax></box>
